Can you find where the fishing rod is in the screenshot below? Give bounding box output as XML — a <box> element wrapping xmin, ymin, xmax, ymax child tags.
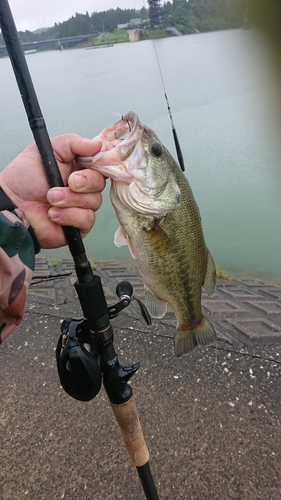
<box><xmin>0</xmin><ymin>1</ymin><xmax>159</xmax><ymax>498</ymax></box>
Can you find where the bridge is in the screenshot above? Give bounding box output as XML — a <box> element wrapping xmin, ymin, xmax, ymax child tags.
<box><xmin>0</xmin><ymin>34</ymin><xmax>92</xmax><ymax>54</ymax></box>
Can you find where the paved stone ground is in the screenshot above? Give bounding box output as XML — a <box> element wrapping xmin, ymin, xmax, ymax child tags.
<box><xmin>28</xmin><ymin>258</ymin><xmax>281</xmax><ymax>348</ymax></box>
<box><xmin>1</xmin><ymin>258</ymin><xmax>281</xmax><ymax>499</ymax></box>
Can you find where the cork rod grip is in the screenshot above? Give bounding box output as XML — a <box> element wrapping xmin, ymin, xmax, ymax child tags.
<box><xmin>110</xmin><ymin>395</ymin><xmax>149</xmax><ymax>467</ymax></box>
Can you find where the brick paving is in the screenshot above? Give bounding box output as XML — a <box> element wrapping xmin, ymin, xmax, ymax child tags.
<box><xmin>29</xmin><ymin>257</ymin><xmax>281</xmax><ymax>349</ymax></box>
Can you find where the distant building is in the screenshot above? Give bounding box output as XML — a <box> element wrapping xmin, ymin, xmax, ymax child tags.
<box><xmin>129</xmin><ymin>18</ymin><xmax>142</xmax><ymax>27</ymax></box>
<box><xmin>118</xmin><ymin>19</ymin><xmax>143</xmax><ymax>30</ymax></box>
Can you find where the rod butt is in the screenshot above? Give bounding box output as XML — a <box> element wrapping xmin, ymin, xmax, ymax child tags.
<box><xmin>137</xmin><ymin>462</ymin><xmax>159</xmax><ymax>500</ymax></box>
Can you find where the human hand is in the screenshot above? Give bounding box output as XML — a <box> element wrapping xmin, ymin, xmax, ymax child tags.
<box><xmin>0</xmin><ymin>134</ymin><xmax>105</xmax><ymax>248</ymax></box>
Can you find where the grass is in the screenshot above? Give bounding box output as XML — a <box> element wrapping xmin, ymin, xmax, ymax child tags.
<box><xmin>140</xmin><ymin>29</ymin><xmax>167</xmax><ymax>40</ymax></box>
<box><xmin>89</xmin><ymin>260</ymin><xmax>97</xmax><ymax>270</ymax></box>
<box><xmin>216</xmin><ymin>266</ymin><xmax>231</xmax><ymax>281</ymax></box>
<box><xmin>90</xmin><ymin>28</ymin><xmax>168</xmax><ymax>46</ymax></box>
<box><xmin>50</xmin><ymin>258</ymin><xmax>61</xmax><ymax>268</ymax></box>
<box><xmin>92</xmin><ymin>30</ymin><xmax>129</xmax><ymax>45</ymax></box>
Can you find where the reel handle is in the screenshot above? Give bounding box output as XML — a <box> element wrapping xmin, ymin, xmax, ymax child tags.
<box><xmin>116</xmin><ymin>280</ymin><xmax>133</xmax><ymax>299</ymax></box>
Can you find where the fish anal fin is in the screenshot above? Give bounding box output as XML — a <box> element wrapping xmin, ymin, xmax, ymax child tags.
<box><xmin>174</xmin><ymin>316</ymin><xmax>217</xmax><ymax>357</ymax></box>
<box><xmin>203</xmin><ymin>250</ymin><xmax>216</xmax><ymax>296</ymax></box>
<box><xmin>145</xmin><ymin>286</ymin><xmax>167</xmax><ymax>319</ymax></box>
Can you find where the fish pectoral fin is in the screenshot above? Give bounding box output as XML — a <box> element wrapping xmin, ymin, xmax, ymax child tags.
<box><xmin>174</xmin><ymin>316</ymin><xmax>217</xmax><ymax>358</ymax></box>
<box><xmin>203</xmin><ymin>249</ymin><xmax>216</xmax><ymax>296</ymax></box>
<box><xmin>144</xmin><ymin>286</ymin><xmax>167</xmax><ymax>319</ymax></box>
<box><xmin>114</xmin><ymin>226</ymin><xmax>128</xmax><ymax>247</ymax></box>
<box><xmin>114</xmin><ymin>226</ymin><xmax>137</xmax><ymax>260</ymax></box>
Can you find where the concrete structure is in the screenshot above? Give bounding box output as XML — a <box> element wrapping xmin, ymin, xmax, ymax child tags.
<box><xmin>166</xmin><ymin>27</ymin><xmax>182</xmax><ymax>36</ymax></box>
<box><xmin>127</xmin><ymin>29</ymin><xmax>141</xmax><ymax>42</ymax></box>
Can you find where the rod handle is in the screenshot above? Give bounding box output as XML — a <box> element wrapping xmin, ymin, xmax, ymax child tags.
<box><xmin>110</xmin><ymin>395</ymin><xmax>149</xmax><ymax>467</ymax></box>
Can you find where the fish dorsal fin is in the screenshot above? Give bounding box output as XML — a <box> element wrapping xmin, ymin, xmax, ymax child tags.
<box><xmin>203</xmin><ymin>250</ymin><xmax>216</xmax><ymax>296</ymax></box>
<box><xmin>145</xmin><ymin>286</ymin><xmax>167</xmax><ymax>319</ymax></box>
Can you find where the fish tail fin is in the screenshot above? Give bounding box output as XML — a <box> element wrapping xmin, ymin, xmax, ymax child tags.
<box><xmin>174</xmin><ymin>316</ymin><xmax>217</xmax><ymax>357</ymax></box>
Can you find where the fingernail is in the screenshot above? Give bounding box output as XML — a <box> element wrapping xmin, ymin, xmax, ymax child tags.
<box><xmin>49</xmin><ymin>208</ymin><xmax>60</xmax><ymax>220</ymax></box>
<box><xmin>74</xmin><ymin>173</ymin><xmax>87</xmax><ymax>189</ymax></box>
<box><xmin>49</xmin><ymin>189</ymin><xmax>65</xmax><ymax>203</ymax></box>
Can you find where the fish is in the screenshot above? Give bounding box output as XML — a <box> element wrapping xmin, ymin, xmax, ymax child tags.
<box><xmin>77</xmin><ymin>111</ymin><xmax>217</xmax><ymax>357</ymax></box>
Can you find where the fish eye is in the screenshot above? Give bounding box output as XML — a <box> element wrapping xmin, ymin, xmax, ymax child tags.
<box><xmin>150</xmin><ymin>143</ymin><xmax>162</xmax><ymax>157</ymax></box>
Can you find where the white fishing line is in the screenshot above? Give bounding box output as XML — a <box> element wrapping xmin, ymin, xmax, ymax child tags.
<box><xmin>113</xmin><ymin>112</ymin><xmax>122</xmax><ymax>119</ymax></box>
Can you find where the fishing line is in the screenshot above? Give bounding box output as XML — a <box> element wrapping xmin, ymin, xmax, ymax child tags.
<box><xmin>142</xmin><ymin>0</ymin><xmax>185</xmax><ymax>171</ymax></box>
<box><xmin>152</xmin><ymin>43</ymin><xmax>185</xmax><ymax>172</ymax></box>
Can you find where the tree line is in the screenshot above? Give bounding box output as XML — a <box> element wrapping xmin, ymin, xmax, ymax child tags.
<box><xmin>162</xmin><ymin>0</ymin><xmax>247</xmax><ymax>34</ymax></box>
<box><xmin>0</xmin><ymin>1</ymin><xmax>249</xmax><ymax>46</ymax></box>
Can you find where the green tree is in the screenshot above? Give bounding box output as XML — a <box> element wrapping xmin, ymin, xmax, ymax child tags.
<box><xmin>148</xmin><ymin>0</ymin><xmax>162</xmax><ymax>28</ymax></box>
<box><xmin>103</xmin><ymin>9</ymin><xmax>118</xmax><ymax>32</ymax></box>
<box><xmin>162</xmin><ymin>1</ymin><xmax>173</xmax><ymax>26</ymax></box>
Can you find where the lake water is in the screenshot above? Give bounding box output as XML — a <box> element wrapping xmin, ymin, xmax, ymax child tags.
<box><xmin>1</xmin><ymin>29</ymin><xmax>281</xmax><ymax>282</ymax></box>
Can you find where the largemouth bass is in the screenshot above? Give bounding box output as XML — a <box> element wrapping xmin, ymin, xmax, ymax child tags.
<box><xmin>77</xmin><ymin>112</ymin><xmax>217</xmax><ymax>357</ymax></box>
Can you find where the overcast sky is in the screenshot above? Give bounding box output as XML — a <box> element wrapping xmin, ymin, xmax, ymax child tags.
<box><xmin>7</xmin><ymin>1</ymin><xmax>150</xmax><ymax>32</ymax></box>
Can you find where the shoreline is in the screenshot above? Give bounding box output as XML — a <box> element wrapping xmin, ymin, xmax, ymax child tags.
<box><xmin>36</xmin><ymin>253</ymin><xmax>281</xmax><ymax>287</ymax></box>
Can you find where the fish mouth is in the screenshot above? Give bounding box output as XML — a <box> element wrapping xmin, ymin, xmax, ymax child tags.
<box><xmin>110</xmin><ymin>111</ymin><xmax>139</xmax><ymax>144</ymax></box>
<box><xmin>76</xmin><ymin>112</ymin><xmax>143</xmax><ymax>182</ymax></box>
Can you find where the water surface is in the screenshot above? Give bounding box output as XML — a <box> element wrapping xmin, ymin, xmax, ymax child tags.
<box><xmin>1</xmin><ymin>29</ymin><xmax>281</xmax><ymax>281</ymax></box>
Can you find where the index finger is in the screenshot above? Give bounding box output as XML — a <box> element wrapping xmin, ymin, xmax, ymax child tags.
<box><xmin>50</xmin><ymin>133</ymin><xmax>102</xmax><ymax>163</ymax></box>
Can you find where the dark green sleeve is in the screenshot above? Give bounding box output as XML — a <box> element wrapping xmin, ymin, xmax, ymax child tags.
<box><xmin>0</xmin><ymin>211</ymin><xmax>35</xmax><ymax>343</ymax></box>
